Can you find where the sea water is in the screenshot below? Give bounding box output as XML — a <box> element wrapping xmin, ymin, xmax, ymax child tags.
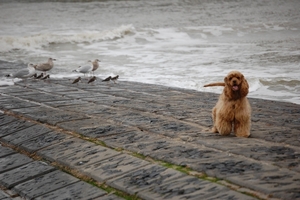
<box><xmin>0</xmin><ymin>0</ymin><xmax>299</xmax><ymax>104</ymax></box>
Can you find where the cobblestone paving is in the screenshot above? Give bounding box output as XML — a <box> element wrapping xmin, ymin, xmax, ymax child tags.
<box><xmin>0</xmin><ymin>65</ymin><xmax>299</xmax><ymax>199</ymax></box>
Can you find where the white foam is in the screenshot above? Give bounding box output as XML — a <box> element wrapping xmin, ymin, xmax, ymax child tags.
<box><xmin>0</xmin><ymin>25</ymin><xmax>135</xmax><ymax>53</ymax></box>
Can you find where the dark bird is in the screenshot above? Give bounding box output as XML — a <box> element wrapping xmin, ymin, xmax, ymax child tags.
<box><xmin>35</xmin><ymin>73</ymin><xmax>44</xmax><ymax>79</ymax></box>
<box><xmin>102</xmin><ymin>76</ymin><xmax>111</xmax><ymax>82</ymax></box>
<box><xmin>111</xmin><ymin>75</ymin><xmax>119</xmax><ymax>84</ymax></box>
<box><xmin>88</xmin><ymin>76</ymin><xmax>96</xmax><ymax>84</ymax></box>
<box><xmin>72</xmin><ymin>77</ymin><xmax>81</xmax><ymax>84</ymax></box>
<box><xmin>41</xmin><ymin>74</ymin><xmax>50</xmax><ymax>80</ymax></box>
<box><xmin>31</xmin><ymin>73</ymin><xmax>37</xmax><ymax>78</ymax></box>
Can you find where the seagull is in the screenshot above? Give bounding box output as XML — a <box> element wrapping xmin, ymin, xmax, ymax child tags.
<box><xmin>41</xmin><ymin>74</ymin><xmax>50</xmax><ymax>80</ymax></box>
<box><xmin>111</xmin><ymin>75</ymin><xmax>119</xmax><ymax>84</ymax></box>
<box><xmin>35</xmin><ymin>58</ymin><xmax>56</xmax><ymax>75</ymax></box>
<box><xmin>35</xmin><ymin>73</ymin><xmax>44</xmax><ymax>79</ymax></box>
<box><xmin>88</xmin><ymin>59</ymin><xmax>100</xmax><ymax>75</ymax></box>
<box><xmin>72</xmin><ymin>77</ymin><xmax>81</xmax><ymax>85</ymax></box>
<box><xmin>5</xmin><ymin>63</ymin><xmax>36</xmax><ymax>80</ymax></box>
<box><xmin>73</xmin><ymin>64</ymin><xmax>93</xmax><ymax>77</ymax></box>
<box><xmin>88</xmin><ymin>76</ymin><xmax>96</xmax><ymax>84</ymax></box>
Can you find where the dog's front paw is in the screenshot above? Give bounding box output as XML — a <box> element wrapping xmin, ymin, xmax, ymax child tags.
<box><xmin>212</xmin><ymin>127</ymin><xmax>218</xmax><ymax>133</ymax></box>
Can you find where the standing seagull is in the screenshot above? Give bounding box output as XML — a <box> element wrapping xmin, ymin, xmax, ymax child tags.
<box><xmin>88</xmin><ymin>76</ymin><xmax>96</xmax><ymax>84</ymax></box>
<box><xmin>35</xmin><ymin>58</ymin><xmax>56</xmax><ymax>75</ymax></box>
<box><xmin>73</xmin><ymin>64</ymin><xmax>93</xmax><ymax>78</ymax></box>
<box><xmin>88</xmin><ymin>59</ymin><xmax>100</xmax><ymax>75</ymax></box>
<box><xmin>6</xmin><ymin>63</ymin><xmax>36</xmax><ymax>80</ymax></box>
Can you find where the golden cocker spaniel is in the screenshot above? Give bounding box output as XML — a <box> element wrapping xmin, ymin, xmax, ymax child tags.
<box><xmin>204</xmin><ymin>71</ymin><xmax>251</xmax><ymax>137</ymax></box>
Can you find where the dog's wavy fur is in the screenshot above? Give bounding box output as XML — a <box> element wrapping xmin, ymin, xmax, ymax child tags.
<box><xmin>205</xmin><ymin>71</ymin><xmax>251</xmax><ymax>137</ymax></box>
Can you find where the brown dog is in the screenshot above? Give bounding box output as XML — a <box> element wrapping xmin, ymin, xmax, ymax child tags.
<box><xmin>204</xmin><ymin>71</ymin><xmax>251</xmax><ymax>137</ymax></box>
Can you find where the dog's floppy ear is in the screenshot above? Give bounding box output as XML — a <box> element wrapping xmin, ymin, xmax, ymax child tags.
<box><xmin>224</xmin><ymin>76</ymin><xmax>228</xmax><ymax>84</ymax></box>
<box><xmin>240</xmin><ymin>75</ymin><xmax>249</xmax><ymax>97</ymax></box>
<box><xmin>223</xmin><ymin>75</ymin><xmax>233</xmax><ymax>98</ymax></box>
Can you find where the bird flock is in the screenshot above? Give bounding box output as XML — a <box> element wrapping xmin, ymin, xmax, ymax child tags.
<box><xmin>5</xmin><ymin>58</ymin><xmax>119</xmax><ymax>85</ymax></box>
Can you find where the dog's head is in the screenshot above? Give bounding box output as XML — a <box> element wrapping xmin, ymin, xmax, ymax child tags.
<box><xmin>224</xmin><ymin>71</ymin><xmax>249</xmax><ymax>99</ymax></box>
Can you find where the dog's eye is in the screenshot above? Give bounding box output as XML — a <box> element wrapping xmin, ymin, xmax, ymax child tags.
<box><xmin>237</xmin><ymin>77</ymin><xmax>240</xmax><ymax>80</ymax></box>
<box><xmin>229</xmin><ymin>77</ymin><xmax>232</xmax><ymax>81</ymax></box>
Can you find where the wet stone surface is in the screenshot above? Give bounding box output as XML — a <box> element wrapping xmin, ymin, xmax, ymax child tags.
<box><xmin>10</xmin><ymin>106</ymin><xmax>89</xmax><ymax>126</ymax></box>
<box><xmin>108</xmin><ymin>164</ymin><xmax>185</xmax><ymax>195</ymax></box>
<box><xmin>0</xmin><ymin>144</ymin><xmax>15</xmax><ymax>158</ymax></box>
<box><xmin>13</xmin><ymin>170</ymin><xmax>79</xmax><ymax>199</ymax></box>
<box><xmin>37</xmin><ymin>137</ymin><xmax>96</xmax><ymax>162</ymax></box>
<box><xmin>0</xmin><ymin>161</ymin><xmax>55</xmax><ymax>189</ymax></box>
<box><xmin>0</xmin><ymin>120</ymin><xmax>35</xmax><ymax>138</ymax></box>
<box><xmin>43</xmin><ymin>99</ymin><xmax>86</xmax><ymax>108</ymax></box>
<box><xmin>102</xmin><ymin>130</ymin><xmax>163</xmax><ymax>149</ymax></box>
<box><xmin>34</xmin><ymin>181</ymin><xmax>107</xmax><ymax>200</ymax></box>
<box><xmin>0</xmin><ymin>97</ymin><xmax>38</xmax><ymax>110</ymax></box>
<box><xmin>78</xmin><ymin>124</ymin><xmax>135</xmax><ymax>138</ymax></box>
<box><xmin>1</xmin><ymin>75</ymin><xmax>300</xmax><ymax>199</ymax></box>
<box><xmin>229</xmin><ymin>144</ymin><xmax>300</xmax><ymax>172</ymax></box>
<box><xmin>228</xmin><ymin>169</ymin><xmax>300</xmax><ymax>199</ymax></box>
<box><xmin>1</xmin><ymin>124</ymin><xmax>53</xmax><ymax>146</ymax></box>
<box><xmin>57</xmin><ymin>145</ymin><xmax>121</xmax><ymax>170</ymax></box>
<box><xmin>0</xmin><ymin>154</ymin><xmax>32</xmax><ymax>173</ymax></box>
<box><xmin>20</xmin><ymin>93</ymin><xmax>72</xmax><ymax>103</ymax></box>
<box><xmin>83</xmin><ymin>154</ymin><xmax>150</xmax><ymax>182</ymax></box>
<box><xmin>19</xmin><ymin>131</ymin><xmax>72</xmax><ymax>153</ymax></box>
<box><xmin>192</xmin><ymin>158</ymin><xmax>278</xmax><ymax>179</ymax></box>
<box><xmin>0</xmin><ymin>114</ymin><xmax>17</xmax><ymax>126</ymax></box>
<box><xmin>138</xmin><ymin>176</ymin><xmax>251</xmax><ymax>200</ymax></box>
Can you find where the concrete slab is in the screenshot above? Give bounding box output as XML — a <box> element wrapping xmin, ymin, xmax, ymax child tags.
<box><xmin>93</xmin><ymin>194</ymin><xmax>124</xmax><ymax>200</ymax></box>
<box><xmin>0</xmin><ymin>120</ymin><xmax>35</xmax><ymax>138</ymax></box>
<box><xmin>80</xmin><ymin>123</ymin><xmax>136</xmax><ymax>138</ymax></box>
<box><xmin>227</xmin><ymin>169</ymin><xmax>300</xmax><ymax>199</ymax></box>
<box><xmin>0</xmin><ymin>161</ymin><xmax>55</xmax><ymax>189</ymax></box>
<box><xmin>192</xmin><ymin>158</ymin><xmax>278</xmax><ymax>179</ymax></box>
<box><xmin>19</xmin><ymin>131</ymin><xmax>72</xmax><ymax>153</ymax></box>
<box><xmin>13</xmin><ymin>170</ymin><xmax>79</xmax><ymax>200</ymax></box>
<box><xmin>224</xmin><ymin>142</ymin><xmax>300</xmax><ymax>173</ymax></box>
<box><xmin>57</xmin><ymin>145</ymin><xmax>121</xmax><ymax>170</ymax></box>
<box><xmin>145</xmin><ymin>120</ymin><xmax>200</xmax><ymax>138</ymax></box>
<box><xmin>0</xmin><ymin>154</ymin><xmax>32</xmax><ymax>173</ymax></box>
<box><xmin>0</xmin><ymin>190</ymin><xmax>11</xmax><ymax>200</ymax></box>
<box><xmin>111</xmin><ymin>110</ymin><xmax>165</xmax><ymax>127</ymax></box>
<box><xmin>57</xmin><ymin>118</ymin><xmax>108</xmax><ymax>132</ymax></box>
<box><xmin>1</xmin><ymin>124</ymin><xmax>53</xmax><ymax>145</ymax></box>
<box><xmin>0</xmin><ymin>145</ymin><xmax>15</xmax><ymax>158</ymax></box>
<box><xmin>0</xmin><ymin>115</ymin><xmax>16</xmax><ymax>126</ymax></box>
<box><xmin>137</xmin><ymin>176</ymin><xmax>230</xmax><ymax>200</ymax></box>
<box><xmin>20</xmin><ymin>93</ymin><xmax>72</xmax><ymax>103</ymax></box>
<box><xmin>0</xmin><ymin>97</ymin><xmax>38</xmax><ymax>110</ymax></box>
<box><xmin>37</xmin><ymin>137</ymin><xmax>96</xmax><ymax>162</ymax></box>
<box><xmin>12</xmin><ymin>106</ymin><xmax>89</xmax><ymax>126</ymax></box>
<box><xmin>34</xmin><ymin>181</ymin><xmax>107</xmax><ymax>200</ymax></box>
<box><xmin>102</xmin><ymin>130</ymin><xmax>163</xmax><ymax>149</ymax></box>
<box><xmin>107</xmin><ymin>164</ymin><xmax>185</xmax><ymax>195</ymax></box>
<box><xmin>43</xmin><ymin>99</ymin><xmax>86</xmax><ymax>108</ymax></box>
<box><xmin>82</xmin><ymin>154</ymin><xmax>150</xmax><ymax>182</ymax></box>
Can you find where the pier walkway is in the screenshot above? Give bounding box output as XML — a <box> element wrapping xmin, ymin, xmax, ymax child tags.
<box><xmin>0</xmin><ymin>63</ymin><xmax>299</xmax><ymax>200</ymax></box>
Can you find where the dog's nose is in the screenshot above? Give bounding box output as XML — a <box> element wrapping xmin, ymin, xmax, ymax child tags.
<box><xmin>233</xmin><ymin>80</ymin><xmax>237</xmax><ymax>84</ymax></box>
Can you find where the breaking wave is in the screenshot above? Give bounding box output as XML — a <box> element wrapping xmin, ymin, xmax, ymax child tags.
<box><xmin>0</xmin><ymin>24</ymin><xmax>135</xmax><ymax>52</ymax></box>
